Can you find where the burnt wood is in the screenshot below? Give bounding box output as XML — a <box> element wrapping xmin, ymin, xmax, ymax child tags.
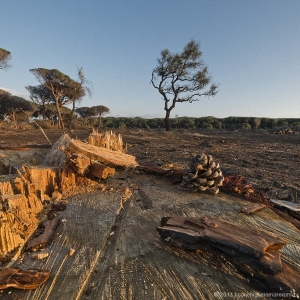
<box><xmin>157</xmin><ymin>216</ymin><xmax>300</xmax><ymax>292</ymax></box>
<box><xmin>0</xmin><ymin>268</ymin><xmax>50</xmax><ymax>290</ymax></box>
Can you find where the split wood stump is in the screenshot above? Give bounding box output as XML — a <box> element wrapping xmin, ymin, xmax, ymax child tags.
<box><xmin>68</xmin><ymin>139</ymin><xmax>138</xmax><ymax>168</ymax></box>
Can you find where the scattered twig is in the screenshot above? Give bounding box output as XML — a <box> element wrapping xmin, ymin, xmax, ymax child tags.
<box><xmin>34</xmin><ymin>121</ymin><xmax>52</xmax><ymax>146</ymax></box>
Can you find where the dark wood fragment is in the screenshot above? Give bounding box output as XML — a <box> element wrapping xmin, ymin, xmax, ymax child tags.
<box><xmin>240</xmin><ymin>203</ymin><xmax>266</xmax><ymax>214</ymax></box>
<box><xmin>157</xmin><ymin>216</ymin><xmax>286</xmax><ymax>272</ymax></box>
<box><xmin>26</xmin><ymin>218</ymin><xmax>60</xmax><ymax>251</ymax></box>
<box><xmin>136</xmin><ymin>189</ymin><xmax>153</xmax><ymax>209</ymax></box>
<box><xmin>157</xmin><ymin>216</ymin><xmax>300</xmax><ymax>292</ymax></box>
<box><xmin>158</xmin><ymin>216</ymin><xmax>286</xmax><ymax>258</ymax></box>
<box><xmin>89</xmin><ymin>162</ymin><xmax>115</xmax><ymax>179</ymax></box>
<box><xmin>136</xmin><ymin>164</ymin><xmax>171</xmax><ymax>176</ymax></box>
<box><xmin>0</xmin><ymin>268</ymin><xmax>50</xmax><ymax>290</ymax></box>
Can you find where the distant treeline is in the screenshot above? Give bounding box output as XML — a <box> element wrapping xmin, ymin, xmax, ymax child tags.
<box><xmin>0</xmin><ymin>89</ymin><xmax>299</xmax><ymax>130</ymax></box>
<box><xmin>99</xmin><ymin>116</ymin><xmax>300</xmax><ymax>130</ymax></box>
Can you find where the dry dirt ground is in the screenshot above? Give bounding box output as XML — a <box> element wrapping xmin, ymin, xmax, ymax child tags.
<box><xmin>0</xmin><ymin>125</ymin><xmax>300</xmax><ymax>299</ymax></box>
<box><xmin>2</xmin><ymin>125</ymin><xmax>298</xmax><ymax>201</ymax></box>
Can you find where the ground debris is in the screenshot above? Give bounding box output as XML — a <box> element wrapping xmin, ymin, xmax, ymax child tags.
<box><xmin>31</xmin><ymin>252</ymin><xmax>49</xmax><ymax>260</ymax></box>
<box><xmin>272</xmin><ymin>128</ymin><xmax>298</xmax><ymax>134</ymax></box>
<box><xmin>157</xmin><ymin>216</ymin><xmax>300</xmax><ymax>292</ymax></box>
<box><xmin>0</xmin><ymin>268</ymin><xmax>50</xmax><ymax>290</ymax></box>
<box><xmin>240</xmin><ymin>203</ymin><xmax>266</xmax><ymax>214</ymax></box>
<box><xmin>136</xmin><ymin>163</ymin><xmax>172</xmax><ymax>176</ymax></box>
<box><xmin>270</xmin><ymin>199</ymin><xmax>300</xmax><ymax>212</ymax></box>
<box><xmin>26</xmin><ymin>217</ymin><xmax>60</xmax><ymax>251</ymax></box>
<box><xmin>221</xmin><ymin>175</ymin><xmax>265</xmax><ymax>200</ymax></box>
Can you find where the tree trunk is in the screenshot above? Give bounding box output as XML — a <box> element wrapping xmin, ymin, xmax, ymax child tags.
<box><xmin>69</xmin><ymin>101</ymin><xmax>75</xmax><ymax>130</ymax></box>
<box><xmin>12</xmin><ymin>111</ymin><xmax>17</xmax><ymax>125</ymax></box>
<box><xmin>164</xmin><ymin>110</ymin><xmax>171</xmax><ymax>131</ymax></box>
<box><xmin>55</xmin><ymin>98</ymin><xmax>64</xmax><ymax>129</ymax></box>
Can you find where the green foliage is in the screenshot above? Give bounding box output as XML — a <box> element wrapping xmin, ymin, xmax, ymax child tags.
<box><xmin>151</xmin><ymin>40</ymin><xmax>218</xmax><ymax>131</ymax></box>
<box><xmin>101</xmin><ymin>116</ymin><xmax>300</xmax><ymax>130</ymax></box>
<box><xmin>28</xmin><ymin>68</ymin><xmax>85</xmax><ymax>129</ymax></box>
<box><xmin>0</xmin><ymin>89</ymin><xmax>34</xmax><ymax>123</ymax></box>
<box><xmin>91</xmin><ymin>105</ymin><xmax>110</xmax><ymax>127</ymax></box>
<box><xmin>177</xmin><ymin>117</ymin><xmax>196</xmax><ymax>129</ymax></box>
<box><xmin>0</xmin><ymin>48</ymin><xmax>11</xmax><ymax>70</ymax></box>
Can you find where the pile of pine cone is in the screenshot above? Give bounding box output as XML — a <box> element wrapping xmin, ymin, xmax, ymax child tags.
<box><xmin>182</xmin><ymin>154</ymin><xmax>224</xmax><ymax>194</ymax></box>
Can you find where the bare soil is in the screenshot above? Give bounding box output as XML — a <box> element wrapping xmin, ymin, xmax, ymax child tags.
<box><xmin>1</xmin><ymin>125</ymin><xmax>300</xmax><ymax>299</ymax></box>
<box><xmin>0</xmin><ymin>125</ymin><xmax>299</xmax><ymax>201</ymax></box>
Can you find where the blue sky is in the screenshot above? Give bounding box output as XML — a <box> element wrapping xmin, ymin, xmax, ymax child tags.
<box><xmin>1</xmin><ymin>0</ymin><xmax>299</xmax><ymax>119</ymax></box>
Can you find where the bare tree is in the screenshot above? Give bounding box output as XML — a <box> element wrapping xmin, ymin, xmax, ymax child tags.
<box><xmin>151</xmin><ymin>40</ymin><xmax>218</xmax><ymax>131</ymax></box>
<box><xmin>68</xmin><ymin>66</ymin><xmax>93</xmax><ymax>129</ymax></box>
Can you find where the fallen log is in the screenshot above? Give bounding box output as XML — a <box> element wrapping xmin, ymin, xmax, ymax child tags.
<box><xmin>65</xmin><ymin>153</ymin><xmax>115</xmax><ymax>179</ymax></box>
<box><xmin>67</xmin><ymin>154</ymin><xmax>90</xmax><ymax>175</ymax></box>
<box><xmin>68</xmin><ymin>139</ymin><xmax>138</xmax><ymax>168</ymax></box>
<box><xmin>0</xmin><ymin>268</ymin><xmax>50</xmax><ymax>290</ymax></box>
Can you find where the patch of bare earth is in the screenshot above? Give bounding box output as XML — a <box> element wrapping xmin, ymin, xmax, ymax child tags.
<box><xmin>0</xmin><ymin>126</ymin><xmax>299</xmax><ymax>299</ymax></box>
